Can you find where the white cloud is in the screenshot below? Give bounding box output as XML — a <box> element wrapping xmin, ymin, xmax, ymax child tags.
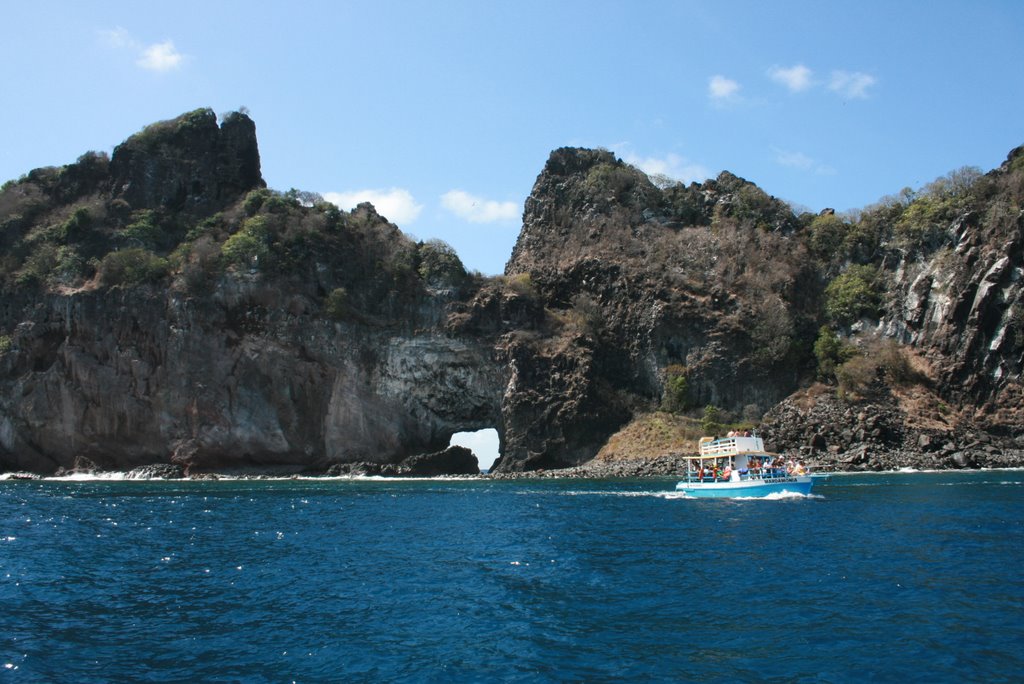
<box><xmin>708</xmin><ymin>75</ymin><xmax>740</xmax><ymax>101</ymax></box>
<box><xmin>768</xmin><ymin>64</ymin><xmax>813</xmax><ymax>92</ymax></box>
<box><xmin>773</xmin><ymin>147</ymin><xmax>836</xmax><ymax>176</ymax></box>
<box><xmin>98</xmin><ymin>28</ymin><xmax>185</xmax><ymax>72</ymax></box>
<box><xmin>137</xmin><ymin>40</ymin><xmax>183</xmax><ymax>72</ymax></box>
<box><xmin>622</xmin><ymin>151</ymin><xmax>710</xmax><ymax>185</ymax></box>
<box><xmin>775</xmin><ymin>149</ymin><xmax>814</xmax><ymax>170</ymax></box>
<box><xmin>441</xmin><ymin>190</ymin><xmax>519</xmax><ymax>223</ymax></box>
<box><xmin>98</xmin><ymin>27</ymin><xmax>134</xmax><ymax>49</ymax></box>
<box><xmin>828</xmin><ymin>70</ymin><xmax>876</xmax><ymax>99</ymax></box>
<box><xmin>324</xmin><ymin>188</ymin><xmax>423</xmax><ymax>225</ymax></box>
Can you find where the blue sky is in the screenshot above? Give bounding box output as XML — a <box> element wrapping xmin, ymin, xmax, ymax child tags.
<box><xmin>2</xmin><ymin>1</ymin><xmax>1023</xmax><ymax>277</ymax></box>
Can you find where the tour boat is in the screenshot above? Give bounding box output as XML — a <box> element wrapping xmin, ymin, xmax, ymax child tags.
<box><xmin>675</xmin><ymin>435</ymin><xmax>814</xmax><ymax>498</ymax></box>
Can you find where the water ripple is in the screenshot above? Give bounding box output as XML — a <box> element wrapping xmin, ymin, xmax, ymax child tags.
<box><xmin>0</xmin><ymin>471</ymin><xmax>1022</xmax><ymax>681</ymax></box>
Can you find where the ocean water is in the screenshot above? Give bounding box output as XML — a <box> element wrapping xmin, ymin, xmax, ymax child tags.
<box><xmin>1</xmin><ymin>471</ymin><xmax>1022</xmax><ymax>682</ymax></box>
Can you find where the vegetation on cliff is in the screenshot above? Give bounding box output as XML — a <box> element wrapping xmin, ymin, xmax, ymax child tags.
<box><xmin>1</xmin><ymin>109</ymin><xmax>1022</xmax><ymax>474</ymax></box>
<box><xmin>504</xmin><ymin>142</ymin><xmax>1024</xmax><ymax>467</ymax></box>
<box><xmin>0</xmin><ymin>109</ymin><xmax>477</xmax><ymax>330</ymax></box>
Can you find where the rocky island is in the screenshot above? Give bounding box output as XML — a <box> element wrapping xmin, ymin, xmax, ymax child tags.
<box><xmin>1</xmin><ymin>109</ymin><xmax>1022</xmax><ymax>477</ymax></box>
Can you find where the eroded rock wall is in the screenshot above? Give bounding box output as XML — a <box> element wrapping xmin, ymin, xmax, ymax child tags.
<box><xmin>0</xmin><ymin>283</ymin><xmax>504</xmax><ymax>474</ymax></box>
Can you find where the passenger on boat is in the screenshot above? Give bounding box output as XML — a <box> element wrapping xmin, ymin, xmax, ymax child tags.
<box><xmin>722</xmin><ymin>465</ymin><xmax>732</xmax><ymax>481</ymax></box>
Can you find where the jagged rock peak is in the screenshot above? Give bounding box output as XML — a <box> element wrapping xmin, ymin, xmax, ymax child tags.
<box><xmin>109</xmin><ymin>107</ymin><xmax>264</xmax><ymax>213</ymax></box>
<box><xmin>540</xmin><ymin>146</ymin><xmax>620</xmax><ymax>176</ymax></box>
<box><xmin>999</xmin><ymin>144</ymin><xmax>1024</xmax><ymax>173</ymax></box>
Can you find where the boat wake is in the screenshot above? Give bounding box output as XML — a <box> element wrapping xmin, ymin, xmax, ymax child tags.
<box><xmin>727</xmin><ymin>491</ymin><xmax>823</xmax><ymax>501</ymax></box>
<box><xmin>557</xmin><ymin>490</ymin><xmax>821</xmax><ymax>501</ymax></box>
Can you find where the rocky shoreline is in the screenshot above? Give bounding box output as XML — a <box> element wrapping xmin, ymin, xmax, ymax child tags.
<box><xmin>759</xmin><ymin>386</ymin><xmax>1024</xmax><ymax>472</ymax></box>
<box><xmin>4</xmin><ymin>449</ymin><xmax>1022</xmax><ymax>482</ymax></box>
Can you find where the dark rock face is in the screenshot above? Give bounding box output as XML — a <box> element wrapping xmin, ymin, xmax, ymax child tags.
<box><xmin>0</xmin><ymin>285</ymin><xmax>504</xmax><ymax>475</ymax></box>
<box><xmin>0</xmin><ymin>109</ymin><xmax>504</xmax><ymax>476</ymax></box>
<box><xmin>322</xmin><ymin>446</ymin><xmax>479</xmax><ymax>477</ymax></box>
<box><xmin>109</xmin><ymin>108</ymin><xmax>264</xmax><ymax>214</ymax></box>
<box><xmin>395</xmin><ymin>445</ymin><xmax>479</xmax><ymax>476</ymax></box>
<box><xmin>761</xmin><ymin>387</ymin><xmax>1024</xmax><ymax>471</ymax></box>
<box><xmin>1</xmin><ymin>112</ymin><xmax>1023</xmax><ymax>476</ymax></box>
<box><xmin>493</xmin><ymin>148</ymin><xmax>813</xmax><ymax>469</ymax></box>
<box><xmin>126</xmin><ymin>463</ymin><xmax>185</xmax><ymax>479</ymax></box>
<box><xmin>884</xmin><ymin>209</ymin><xmax>1024</xmax><ymax>416</ymax></box>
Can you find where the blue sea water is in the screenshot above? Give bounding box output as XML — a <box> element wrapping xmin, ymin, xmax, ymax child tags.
<box><xmin>1</xmin><ymin>471</ymin><xmax>1023</xmax><ymax>682</ymax></box>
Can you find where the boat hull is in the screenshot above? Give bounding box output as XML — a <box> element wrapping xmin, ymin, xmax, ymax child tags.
<box><xmin>675</xmin><ymin>476</ymin><xmax>814</xmax><ymax>498</ymax></box>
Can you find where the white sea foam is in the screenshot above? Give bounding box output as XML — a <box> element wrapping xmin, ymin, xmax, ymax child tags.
<box><xmin>730</xmin><ymin>491</ymin><xmax>823</xmax><ymax>501</ymax></box>
<box><xmin>32</xmin><ymin>473</ymin><xmax>457</xmax><ymax>483</ymax></box>
<box><xmin>556</xmin><ymin>489</ymin><xmax>820</xmax><ymax>501</ymax></box>
<box><xmin>47</xmin><ymin>472</ymin><xmax>128</xmax><ymax>482</ymax></box>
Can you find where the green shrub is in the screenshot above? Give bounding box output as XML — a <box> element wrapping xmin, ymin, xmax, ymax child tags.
<box><xmin>325</xmin><ymin>287</ymin><xmax>350</xmax><ymax>321</ymax></box>
<box><xmin>824</xmin><ymin>265</ymin><xmax>881</xmax><ymax>325</ymax></box>
<box><xmin>730</xmin><ymin>184</ymin><xmax>782</xmax><ymax>231</ymax></box>
<box><xmin>661</xmin><ymin>365</ymin><xmax>689</xmax><ymax>413</ymax></box>
<box><xmin>585</xmin><ymin>162</ymin><xmax>638</xmax><ymax>199</ymax></box>
<box><xmin>417</xmin><ymin>239</ymin><xmax>466</xmax><ymax>286</ymax></box>
<box><xmin>892</xmin><ymin>166</ymin><xmax>981</xmax><ymax>250</ymax></box>
<box><xmin>893</xmin><ymin>196</ymin><xmax>953</xmax><ymax>249</ymax></box>
<box><xmin>0</xmin><ymin>334</ymin><xmax>11</xmax><ymax>354</ymax></box>
<box><xmin>15</xmin><ymin>243</ymin><xmax>58</xmax><ymax>286</ymax></box>
<box><xmin>62</xmin><ymin>207</ymin><xmax>93</xmax><ymax>241</ymax></box>
<box><xmin>806</xmin><ymin>213</ymin><xmax>847</xmax><ymax>261</ymax></box>
<box><xmin>701</xmin><ymin>405</ymin><xmax>722</xmax><ymax>436</ymax></box>
<box><xmin>505</xmin><ymin>273</ymin><xmax>538</xmax><ymax>298</ymax></box>
<box><xmin>53</xmin><ymin>246</ymin><xmax>86</xmax><ymax>286</ymax></box>
<box><xmin>243</xmin><ymin>188</ymin><xmax>272</xmax><ymax>216</ymax></box>
<box><xmin>98</xmin><ymin>248</ymin><xmax>169</xmax><ymax>286</ymax></box>
<box><xmin>813</xmin><ymin>326</ymin><xmax>856</xmax><ymax>381</ymax></box>
<box><xmin>263</xmin><ymin>194</ymin><xmax>295</xmax><ymax>213</ymax></box>
<box><xmin>221</xmin><ymin>216</ymin><xmax>270</xmax><ymax>270</ymax></box>
<box><xmin>120</xmin><ymin>209</ymin><xmax>161</xmax><ymax>249</ymax></box>
<box><xmin>185</xmin><ymin>213</ymin><xmax>224</xmax><ymax>242</ymax></box>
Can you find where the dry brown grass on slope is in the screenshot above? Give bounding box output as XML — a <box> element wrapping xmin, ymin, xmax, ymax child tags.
<box><xmin>595</xmin><ymin>412</ymin><xmax>706</xmax><ymax>462</ymax></box>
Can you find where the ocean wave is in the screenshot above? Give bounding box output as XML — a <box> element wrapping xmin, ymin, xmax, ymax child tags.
<box><xmin>46</xmin><ymin>472</ymin><xmax>129</xmax><ymax>482</ymax></box>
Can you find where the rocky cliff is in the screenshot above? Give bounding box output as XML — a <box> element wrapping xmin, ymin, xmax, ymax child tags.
<box><xmin>1</xmin><ymin>110</ymin><xmax>1022</xmax><ymax>475</ymax></box>
<box><xmin>0</xmin><ymin>109</ymin><xmax>508</xmax><ymax>475</ymax></box>
<box><xmin>492</xmin><ymin>148</ymin><xmax>819</xmax><ymax>469</ymax></box>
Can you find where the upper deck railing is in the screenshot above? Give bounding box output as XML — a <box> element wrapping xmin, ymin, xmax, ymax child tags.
<box><xmin>698</xmin><ymin>436</ymin><xmax>765</xmax><ymax>457</ymax></box>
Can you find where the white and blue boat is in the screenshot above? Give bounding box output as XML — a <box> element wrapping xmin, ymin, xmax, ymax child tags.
<box><xmin>675</xmin><ymin>435</ymin><xmax>814</xmax><ymax>498</ymax></box>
